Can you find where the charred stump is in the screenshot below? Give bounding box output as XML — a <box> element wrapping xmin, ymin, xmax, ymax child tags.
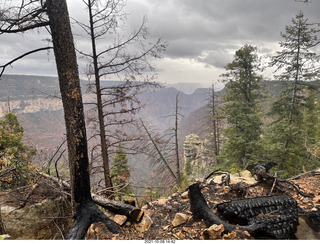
<box><xmin>188</xmin><ymin>183</ymin><xmax>262</xmax><ymax>235</ymax></box>
<box><xmin>66</xmin><ymin>200</ymin><xmax>120</xmax><ymax>239</ymax></box>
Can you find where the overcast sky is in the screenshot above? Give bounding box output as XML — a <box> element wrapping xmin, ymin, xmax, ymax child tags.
<box><xmin>1</xmin><ymin>0</ymin><xmax>320</xmax><ymax>88</ymax></box>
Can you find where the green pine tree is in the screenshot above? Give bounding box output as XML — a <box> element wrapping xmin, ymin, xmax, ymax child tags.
<box><xmin>0</xmin><ymin>112</ymin><xmax>36</xmax><ymax>189</ymax></box>
<box><xmin>110</xmin><ymin>145</ymin><xmax>133</xmax><ymax>201</ymax></box>
<box><xmin>266</xmin><ymin>11</ymin><xmax>320</xmax><ymax>177</ymax></box>
<box><xmin>219</xmin><ymin>45</ymin><xmax>264</xmax><ymax>172</ymax></box>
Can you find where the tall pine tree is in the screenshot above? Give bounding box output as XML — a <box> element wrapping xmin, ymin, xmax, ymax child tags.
<box><xmin>219</xmin><ymin>45</ymin><xmax>263</xmax><ymax>172</ymax></box>
<box><xmin>266</xmin><ymin>11</ymin><xmax>320</xmax><ymax>177</ymax></box>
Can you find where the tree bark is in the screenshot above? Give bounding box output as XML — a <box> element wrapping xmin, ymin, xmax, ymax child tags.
<box><xmin>46</xmin><ymin>0</ymin><xmax>91</xmax><ymax>205</ymax></box>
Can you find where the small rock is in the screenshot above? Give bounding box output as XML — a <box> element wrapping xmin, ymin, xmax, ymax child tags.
<box><xmin>172</xmin><ymin>213</ymin><xmax>189</xmax><ymax>227</ymax></box>
<box><xmin>157</xmin><ymin>198</ymin><xmax>169</xmax><ymax>205</ymax></box>
<box><xmin>203</xmin><ymin>224</ymin><xmax>224</xmax><ymax>240</ymax></box>
<box><xmin>111</xmin><ymin>234</ymin><xmax>120</xmax><ymax>240</ymax></box>
<box><xmin>181</xmin><ymin>191</ymin><xmax>189</xmax><ymax>199</ymax></box>
<box><xmin>303</xmin><ymin>198</ymin><xmax>310</xmax><ymax>204</ymax></box>
<box><xmin>163</xmin><ymin>225</ymin><xmax>171</xmax><ymax>231</ymax></box>
<box><xmin>202</xmin><ymin>187</ymin><xmax>210</xmax><ymax>193</ymax></box>
<box><xmin>113</xmin><ymin>214</ymin><xmax>127</xmax><ymax>226</ymax></box>
<box><xmin>135</xmin><ymin>214</ymin><xmax>153</xmax><ymax>232</ymax></box>
<box><xmin>174</xmin><ymin>231</ymin><xmax>185</xmax><ymax>239</ymax></box>
<box><xmin>222</xmin><ymin>231</ymin><xmax>240</xmax><ymax>240</ymax></box>
<box><xmin>165</xmin><ymin>205</ymin><xmax>173</xmax><ymax>211</ymax></box>
<box><xmin>223</xmin><ymin>186</ymin><xmax>231</xmax><ymax>193</ymax></box>
<box><xmin>144</xmin><ymin>209</ymin><xmax>155</xmax><ymax>217</ymax></box>
<box><xmin>172</xmin><ymin>193</ymin><xmax>179</xmax><ymax>198</ymax></box>
<box><xmin>208</xmin><ymin>178</ymin><xmax>215</xmax><ymax>185</ymax></box>
<box><xmin>172</xmin><ymin>201</ymin><xmax>180</xmax><ymax>205</ymax></box>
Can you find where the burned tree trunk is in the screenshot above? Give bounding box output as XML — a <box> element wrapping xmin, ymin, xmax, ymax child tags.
<box><xmin>46</xmin><ymin>0</ymin><xmax>119</xmax><ymax>239</ymax></box>
<box><xmin>66</xmin><ymin>200</ymin><xmax>120</xmax><ymax>239</ymax></box>
<box><xmin>46</xmin><ymin>0</ymin><xmax>91</xmax><ymax>205</ymax></box>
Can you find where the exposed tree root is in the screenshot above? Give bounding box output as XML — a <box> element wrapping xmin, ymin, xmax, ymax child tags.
<box><xmin>254</xmin><ymin>163</ymin><xmax>314</xmax><ymax>198</ymax></box>
<box><xmin>66</xmin><ymin>200</ymin><xmax>120</xmax><ymax>240</ymax></box>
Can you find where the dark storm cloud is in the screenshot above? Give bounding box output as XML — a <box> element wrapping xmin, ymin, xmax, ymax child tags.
<box><xmin>134</xmin><ymin>0</ymin><xmax>320</xmax><ymax>69</ymax></box>
<box><xmin>1</xmin><ymin>0</ymin><xmax>319</xmax><ymax>83</ymax></box>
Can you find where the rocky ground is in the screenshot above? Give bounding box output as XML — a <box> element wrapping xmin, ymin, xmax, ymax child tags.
<box><xmin>0</xmin><ymin>170</ymin><xmax>320</xmax><ymax>240</ymax></box>
<box><xmin>85</xmin><ymin>170</ymin><xmax>320</xmax><ymax>240</ymax></box>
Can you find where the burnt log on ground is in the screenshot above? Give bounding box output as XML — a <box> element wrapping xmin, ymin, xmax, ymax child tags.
<box><xmin>189</xmin><ymin>183</ymin><xmax>320</xmax><ymax>239</ymax></box>
<box><xmin>92</xmin><ymin>195</ymin><xmax>144</xmax><ymax>222</ymax></box>
<box><xmin>216</xmin><ymin>195</ymin><xmax>302</xmax><ymax>239</ymax></box>
<box><xmin>216</xmin><ymin>195</ymin><xmax>302</xmax><ymax>224</ymax></box>
<box><xmin>188</xmin><ymin>183</ymin><xmax>263</xmax><ymax>236</ymax></box>
<box><xmin>254</xmin><ymin>163</ymin><xmax>314</xmax><ymax>198</ymax></box>
<box><xmin>39</xmin><ymin>173</ymin><xmax>144</xmax><ymax>222</ymax></box>
<box><xmin>217</xmin><ymin>195</ymin><xmax>320</xmax><ymax>239</ymax></box>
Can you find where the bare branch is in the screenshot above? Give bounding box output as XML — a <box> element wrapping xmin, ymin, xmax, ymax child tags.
<box><xmin>0</xmin><ymin>46</ymin><xmax>53</xmax><ymax>78</ymax></box>
<box><xmin>140</xmin><ymin>118</ymin><xmax>177</xmax><ymax>180</ymax></box>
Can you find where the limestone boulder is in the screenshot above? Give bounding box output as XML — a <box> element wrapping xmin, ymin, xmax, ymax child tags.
<box><xmin>1</xmin><ymin>197</ymin><xmax>72</xmax><ymax>240</ymax></box>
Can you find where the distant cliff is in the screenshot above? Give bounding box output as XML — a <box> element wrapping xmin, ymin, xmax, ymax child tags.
<box><xmin>0</xmin><ymin>74</ymin><xmax>210</xmax><ymax>153</ymax></box>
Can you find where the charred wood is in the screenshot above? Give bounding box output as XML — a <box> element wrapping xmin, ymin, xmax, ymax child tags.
<box><xmin>217</xmin><ymin>195</ymin><xmax>301</xmax><ymax>224</ymax></box>
<box><xmin>66</xmin><ymin>200</ymin><xmax>120</xmax><ymax>239</ymax></box>
<box><xmin>217</xmin><ymin>195</ymin><xmax>301</xmax><ymax>239</ymax></box>
<box><xmin>40</xmin><ymin>173</ymin><xmax>144</xmax><ymax>222</ymax></box>
<box><xmin>188</xmin><ymin>183</ymin><xmax>262</xmax><ymax>236</ymax></box>
<box><xmin>92</xmin><ymin>194</ymin><xmax>143</xmax><ymax>222</ymax></box>
<box><xmin>254</xmin><ymin>163</ymin><xmax>314</xmax><ymax>198</ymax></box>
<box><xmin>217</xmin><ymin>195</ymin><xmax>320</xmax><ymax>239</ymax></box>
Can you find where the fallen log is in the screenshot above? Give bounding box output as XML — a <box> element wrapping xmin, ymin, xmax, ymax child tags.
<box><xmin>92</xmin><ymin>194</ymin><xmax>144</xmax><ymax>222</ymax></box>
<box><xmin>254</xmin><ymin>164</ymin><xmax>314</xmax><ymax>198</ymax></box>
<box><xmin>188</xmin><ymin>183</ymin><xmax>262</xmax><ymax>236</ymax></box>
<box><xmin>39</xmin><ymin>172</ymin><xmax>144</xmax><ymax>222</ymax></box>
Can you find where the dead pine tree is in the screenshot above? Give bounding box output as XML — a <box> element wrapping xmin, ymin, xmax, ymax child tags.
<box><xmin>140</xmin><ymin>93</ymin><xmax>183</xmax><ymax>188</ymax></box>
<box><xmin>205</xmin><ymin>83</ymin><xmax>223</xmax><ymax>166</ymax></box>
<box><xmin>75</xmin><ymin>0</ymin><xmax>166</xmax><ymax>197</ymax></box>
